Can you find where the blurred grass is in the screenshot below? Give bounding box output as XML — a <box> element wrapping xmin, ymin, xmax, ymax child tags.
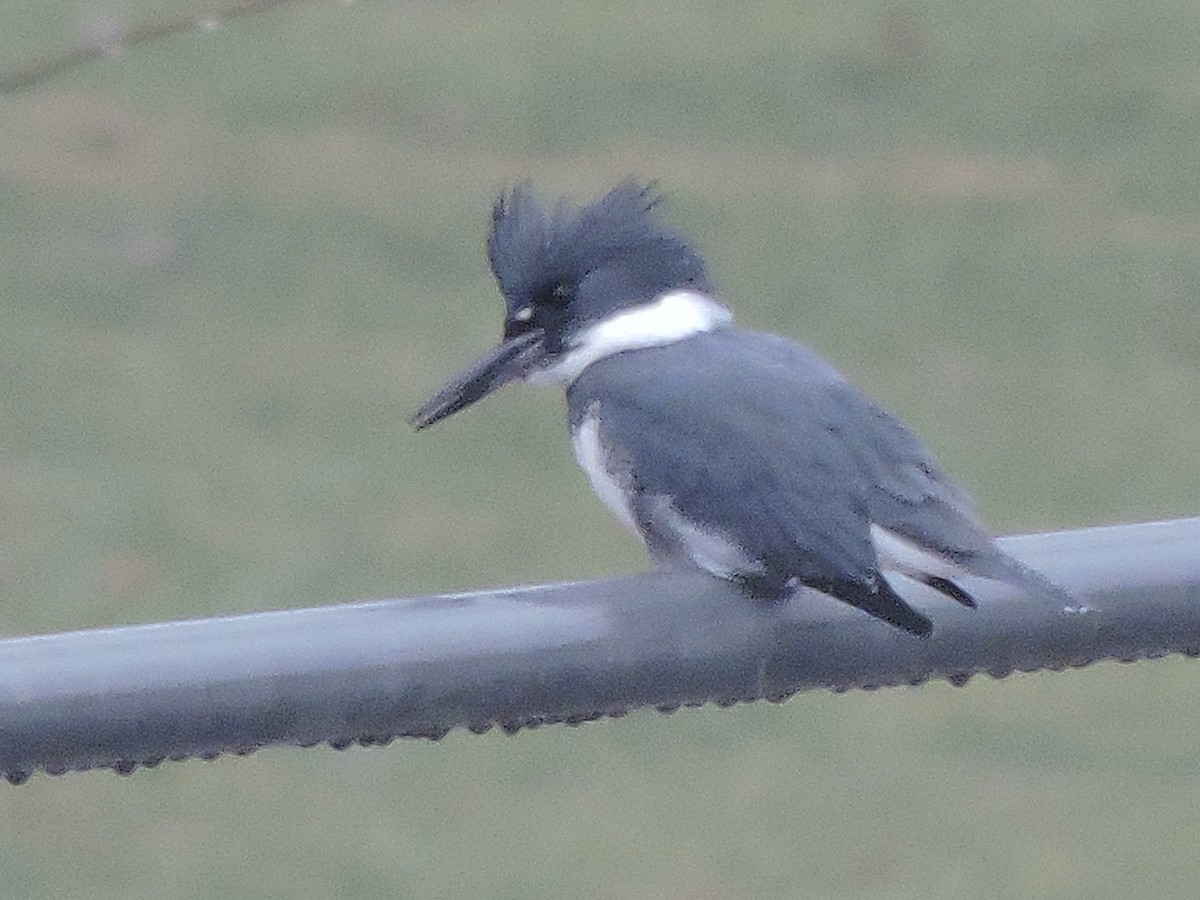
<box><xmin>0</xmin><ymin>1</ymin><xmax>1199</xmax><ymax>897</ymax></box>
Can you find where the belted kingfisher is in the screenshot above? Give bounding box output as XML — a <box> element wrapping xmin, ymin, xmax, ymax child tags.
<box><xmin>412</xmin><ymin>181</ymin><xmax>1067</xmax><ymax>636</ymax></box>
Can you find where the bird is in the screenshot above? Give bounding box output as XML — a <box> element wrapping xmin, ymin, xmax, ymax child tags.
<box><xmin>411</xmin><ymin>180</ymin><xmax>1068</xmax><ymax>637</ymax></box>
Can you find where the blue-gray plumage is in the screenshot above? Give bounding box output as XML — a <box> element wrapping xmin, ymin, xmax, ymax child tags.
<box><xmin>412</xmin><ymin>180</ymin><xmax>1069</xmax><ymax>636</ymax></box>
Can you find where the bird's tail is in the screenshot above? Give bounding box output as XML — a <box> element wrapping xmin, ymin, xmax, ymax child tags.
<box><xmin>871</xmin><ymin>523</ymin><xmax>1073</xmax><ymax>614</ymax></box>
<box><xmin>733</xmin><ymin>568</ymin><xmax>933</xmax><ymax>637</ymax></box>
<box><xmin>965</xmin><ymin>547</ymin><xmax>1075</xmax><ymax>605</ymax></box>
<box><xmin>834</xmin><ymin>577</ymin><xmax>934</xmax><ymax>638</ymax></box>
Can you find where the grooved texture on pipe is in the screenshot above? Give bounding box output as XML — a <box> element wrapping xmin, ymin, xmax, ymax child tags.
<box><xmin>1</xmin><ymin>518</ymin><xmax>1198</xmax><ymax>784</ymax></box>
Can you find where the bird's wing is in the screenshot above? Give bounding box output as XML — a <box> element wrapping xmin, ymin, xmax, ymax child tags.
<box><xmin>568</xmin><ymin>327</ymin><xmax>1065</xmax><ymax>613</ymax></box>
<box><xmin>568</xmin><ymin>329</ymin><xmax>891</xmax><ymax>595</ymax></box>
<box><xmin>826</xmin><ymin>376</ymin><xmax>1071</xmax><ymax>600</ymax></box>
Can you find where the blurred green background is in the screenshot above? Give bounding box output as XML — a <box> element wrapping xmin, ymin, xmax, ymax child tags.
<box><xmin>1</xmin><ymin>1</ymin><xmax>1199</xmax><ymax>897</ymax></box>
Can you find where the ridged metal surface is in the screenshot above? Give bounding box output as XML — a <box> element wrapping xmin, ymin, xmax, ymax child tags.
<box><xmin>1</xmin><ymin>518</ymin><xmax>1198</xmax><ymax>784</ymax></box>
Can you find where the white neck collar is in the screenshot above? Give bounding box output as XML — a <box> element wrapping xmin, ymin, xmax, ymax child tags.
<box><xmin>529</xmin><ymin>289</ymin><xmax>731</xmax><ymax>386</ymax></box>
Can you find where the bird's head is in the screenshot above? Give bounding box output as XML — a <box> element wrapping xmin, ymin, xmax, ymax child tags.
<box><xmin>411</xmin><ymin>180</ymin><xmax>729</xmax><ymax>429</ymax></box>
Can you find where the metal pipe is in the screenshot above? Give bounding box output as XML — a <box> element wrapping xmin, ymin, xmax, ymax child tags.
<box><xmin>1</xmin><ymin>517</ymin><xmax>1197</xmax><ymax>784</ymax></box>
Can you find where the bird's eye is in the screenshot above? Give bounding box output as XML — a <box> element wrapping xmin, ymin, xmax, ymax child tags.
<box><xmin>512</xmin><ymin>305</ymin><xmax>534</xmax><ymax>323</ymax></box>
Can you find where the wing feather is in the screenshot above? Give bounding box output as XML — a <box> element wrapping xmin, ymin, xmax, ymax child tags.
<box><xmin>567</xmin><ymin>327</ymin><xmax>1068</xmax><ymax>624</ymax></box>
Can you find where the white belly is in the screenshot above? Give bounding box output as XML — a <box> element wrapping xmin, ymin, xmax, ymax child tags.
<box><xmin>571</xmin><ymin>413</ymin><xmax>760</xmax><ymax>579</ymax></box>
<box><xmin>571</xmin><ymin>414</ymin><xmax>638</xmax><ymax>533</ymax></box>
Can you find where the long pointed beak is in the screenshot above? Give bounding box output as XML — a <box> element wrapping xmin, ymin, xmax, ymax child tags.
<box><xmin>410</xmin><ymin>329</ymin><xmax>546</xmax><ymax>430</ymax></box>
